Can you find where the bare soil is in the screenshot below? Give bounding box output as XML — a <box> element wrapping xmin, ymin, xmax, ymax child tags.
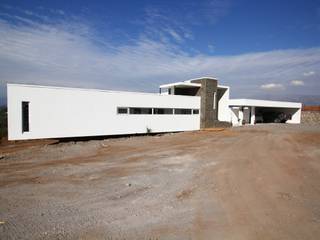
<box><xmin>1</xmin><ymin>124</ymin><xmax>320</xmax><ymax>240</ymax></box>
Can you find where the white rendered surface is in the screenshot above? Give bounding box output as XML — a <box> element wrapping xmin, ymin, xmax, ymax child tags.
<box><xmin>217</xmin><ymin>87</ymin><xmax>230</xmax><ymax>122</ymax></box>
<box><xmin>229</xmin><ymin>99</ymin><xmax>301</xmax><ymax>109</ymax></box>
<box><xmin>238</xmin><ymin>108</ymin><xmax>244</xmax><ymax>125</ymax></box>
<box><xmin>250</xmin><ymin>107</ymin><xmax>255</xmax><ymax>125</ymax></box>
<box><xmin>7</xmin><ymin>84</ymin><xmax>201</xmax><ymax>140</ymax></box>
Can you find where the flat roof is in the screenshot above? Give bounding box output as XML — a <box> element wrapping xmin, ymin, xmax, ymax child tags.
<box><xmin>184</xmin><ymin>76</ymin><xmax>219</xmax><ymax>82</ymax></box>
<box><xmin>6</xmin><ymin>83</ymin><xmax>163</xmax><ymax>96</ymax></box>
<box><xmin>229</xmin><ymin>99</ymin><xmax>302</xmax><ymax>109</ymax></box>
<box><xmin>159</xmin><ymin>82</ymin><xmax>229</xmax><ymax>89</ymax></box>
<box><xmin>159</xmin><ymin>77</ymin><xmax>229</xmax><ymax>89</ymax></box>
<box><xmin>159</xmin><ymin>82</ymin><xmax>201</xmax><ymax>88</ymax></box>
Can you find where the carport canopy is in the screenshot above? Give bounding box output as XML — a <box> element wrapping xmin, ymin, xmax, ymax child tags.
<box><xmin>229</xmin><ymin>99</ymin><xmax>302</xmax><ymax>125</ymax></box>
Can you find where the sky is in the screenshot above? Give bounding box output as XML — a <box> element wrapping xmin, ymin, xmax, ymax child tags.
<box><xmin>0</xmin><ymin>0</ymin><xmax>319</xmax><ymax>105</ymax></box>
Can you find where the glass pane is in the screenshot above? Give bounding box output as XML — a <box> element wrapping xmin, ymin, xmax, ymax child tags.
<box><xmin>117</xmin><ymin>108</ymin><xmax>128</xmax><ymax>114</ymax></box>
<box><xmin>22</xmin><ymin>101</ymin><xmax>29</xmax><ymax>132</ymax></box>
<box><xmin>174</xmin><ymin>109</ymin><xmax>192</xmax><ymax>115</ymax></box>
<box><xmin>153</xmin><ymin>108</ymin><xmax>173</xmax><ymax>114</ymax></box>
<box><xmin>129</xmin><ymin>108</ymin><xmax>152</xmax><ymax>114</ymax></box>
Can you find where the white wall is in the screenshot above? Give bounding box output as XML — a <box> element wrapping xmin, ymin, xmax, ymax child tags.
<box><xmin>284</xmin><ymin>108</ymin><xmax>301</xmax><ymax>124</ymax></box>
<box><xmin>217</xmin><ymin>87</ymin><xmax>230</xmax><ymax>122</ymax></box>
<box><xmin>7</xmin><ymin>84</ymin><xmax>201</xmax><ymax>140</ymax></box>
<box><xmin>230</xmin><ymin>107</ymin><xmax>240</xmax><ymax>126</ymax></box>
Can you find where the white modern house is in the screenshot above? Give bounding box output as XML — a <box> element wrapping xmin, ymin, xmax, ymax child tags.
<box><xmin>7</xmin><ymin>77</ymin><xmax>302</xmax><ymax>140</ymax></box>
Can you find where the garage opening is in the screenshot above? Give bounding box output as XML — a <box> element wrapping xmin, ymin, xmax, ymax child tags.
<box><xmin>255</xmin><ymin>107</ymin><xmax>299</xmax><ymax>123</ymax></box>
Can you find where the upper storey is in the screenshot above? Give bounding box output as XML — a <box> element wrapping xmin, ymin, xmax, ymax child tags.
<box><xmin>159</xmin><ymin>77</ymin><xmax>229</xmax><ymax>96</ymax></box>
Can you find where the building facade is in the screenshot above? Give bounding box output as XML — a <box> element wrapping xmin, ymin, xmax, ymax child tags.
<box><xmin>7</xmin><ymin>77</ymin><xmax>302</xmax><ymax>140</ymax></box>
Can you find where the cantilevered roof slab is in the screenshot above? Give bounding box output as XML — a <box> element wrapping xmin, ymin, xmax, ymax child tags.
<box><xmin>229</xmin><ymin>99</ymin><xmax>301</xmax><ymax>109</ymax></box>
<box><xmin>159</xmin><ymin>77</ymin><xmax>229</xmax><ymax>89</ymax></box>
<box><xmin>159</xmin><ymin>82</ymin><xmax>201</xmax><ymax>89</ymax></box>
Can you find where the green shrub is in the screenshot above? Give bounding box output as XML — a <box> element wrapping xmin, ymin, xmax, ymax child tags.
<box><xmin>146</xmin><ymin>127</ymin><xmax>152</xmax><ymax>134</ymax></box>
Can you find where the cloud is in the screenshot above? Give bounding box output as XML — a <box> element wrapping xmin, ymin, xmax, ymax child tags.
<box><xmin>165</xmin><ymin>28</ymin><xmax>184</xmax><ymax>42</ymax></box>
<box><xmin>141</xmin><ymin>7</ymin><xmax>193</xmax><ymax>44</ymax></box>
<box><xmin>141</xmin><ymin>0</ymin><xmax>233</xmax><ymax>44</ymax></box>
<box><xmin>0</xmin><ymin>12</ymin><xmax>320</xmax><ymax>104</ymax></box>
<box><xmin>303</xmin><ymin>71</ymin><xmax>315</xmax><ymax>76</ymax></box>
<box><xmin>208</xmin><ymin>44</ymin><xmax>215</xmax><ymax>52</ymax></box>
<box><xmin>290</xmin><ymin>80</ymin><xmax>304</xmax><ymax>86</ymax></box>
<box><xmin>260</xmin><ymin>83</ymin><xmax>284</xmax><ymax>90</ymax></box>
<box><xmin>202</xmin><ymin>0</ymin><xmax>232</xmax><ymax>24</ymax></box>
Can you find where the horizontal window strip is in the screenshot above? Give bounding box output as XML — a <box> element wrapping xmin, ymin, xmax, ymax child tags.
<box><xmin>117</xmin><ymin>107</ymin><xmax>199</xmax><ymax>115</ymax></box>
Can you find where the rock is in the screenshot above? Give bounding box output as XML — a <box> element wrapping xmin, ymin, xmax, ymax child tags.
<box><xmin>101</xmin><ymin>143</ymin><xmax>109</xmax><ymax>148</ymax></box>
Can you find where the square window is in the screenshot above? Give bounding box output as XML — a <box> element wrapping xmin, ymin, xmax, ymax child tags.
<box><xmin>192</xmin><ymin>109</ymin><xmax>199</xmax><ymax>114</ymax></box>
<box><xmin>117</xmin><ymin>107</ymin><xmax>128</xmax><ymax>114</ymax></box>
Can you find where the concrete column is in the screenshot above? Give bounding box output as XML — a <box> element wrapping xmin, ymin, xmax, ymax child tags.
<box><xmin>238</xmin><ymin>107</ymin><xmax>244</xmax><ymax>125</ymax></box>
<box><xmin>200</xmin><ymin>78</ymin><xmax>218</xmax><ymax>129</ymax></box>
<box><xmin>250</xmin><ymin>106</ymin><xmax>255</xmax><ymax>125</ymax></box>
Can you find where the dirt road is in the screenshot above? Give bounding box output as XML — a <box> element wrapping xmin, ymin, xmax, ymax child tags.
<box><xmin>1</xmin><ymin>124</ymin><xmax>320</xmax><ymax>239</ymax></box>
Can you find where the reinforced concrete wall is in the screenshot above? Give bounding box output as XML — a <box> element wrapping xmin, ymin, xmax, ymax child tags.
<box><xmin>7</xmin><ymin>84</ymin><xmax>201</xmax><ymax>140</ymax></box>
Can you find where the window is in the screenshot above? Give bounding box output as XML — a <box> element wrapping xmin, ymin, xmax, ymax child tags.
<box><xmin>117</xmin><ymin>107</ymin><xmax>128</xmax><ymax>114</ymax></box>
<box><xmin>213</xmin><ymin>92</ymin><xmax>217</xmax><ymax>109</ymax></box>
<box><xmin>153</xmin><ymin>108</ymin><xmax>173</xmax><ymax>114</ymax></box>
<box><xmin>174</xmin><ymin>108</ymin><xmax>192</xmax><ymax>115</ymax></box>
<box><xmin>22</xmin><ymin>101</ymin><xmax>29</xmax><ymax>132</ymax></box>
<box><xmin>117</xmin><ymin>106</ymin><xmax>197</xmax><ymax>116</ymax></box>
<box><xmin>192</xmin><ymin>109</ymin><xmax>199</xmax><ymax>114</ymax></box>
<box><xmin>129</xmin><ymin>107</ymin><xmax>152</xmax><ymax>114</ymax></box>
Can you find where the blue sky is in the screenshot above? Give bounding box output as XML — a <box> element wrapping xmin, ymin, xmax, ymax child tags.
<box><xmin>0</xmin><ymin>0</ymin><xmax>319</xmax><ymax>104</ymax></box>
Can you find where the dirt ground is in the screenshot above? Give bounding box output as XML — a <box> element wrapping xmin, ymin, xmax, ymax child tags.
<box><xmin>1</xmin><ymin>124</ymin><xmax>320</xmax><ymax>240</ymax></box>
